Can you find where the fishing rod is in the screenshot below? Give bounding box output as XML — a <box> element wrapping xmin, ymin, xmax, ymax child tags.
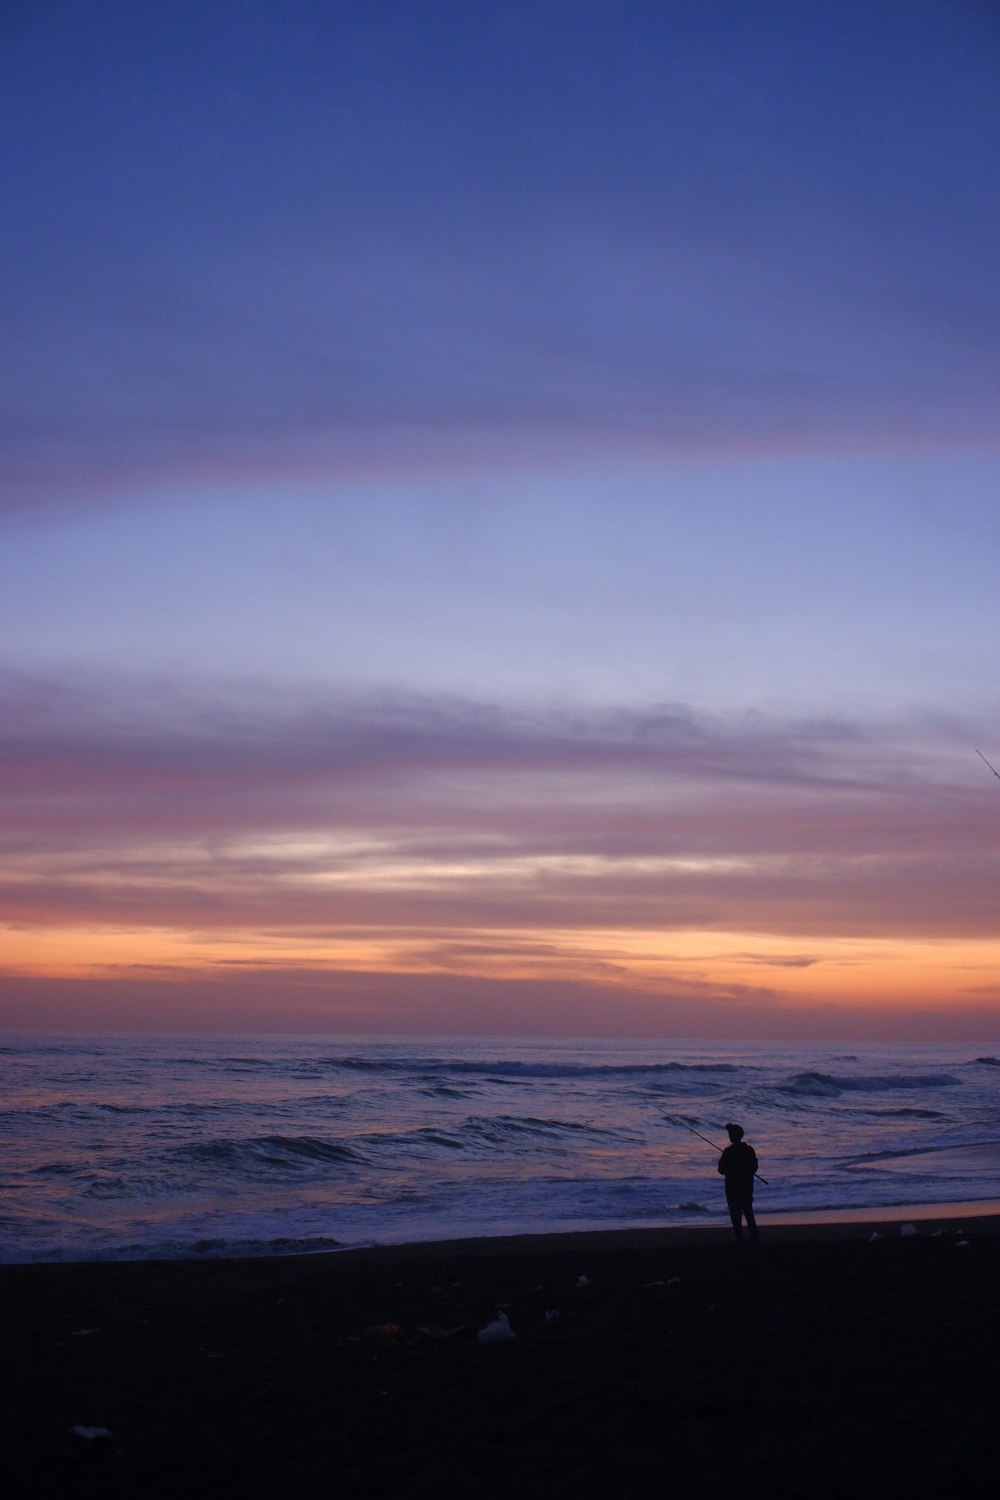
<box><xmin>663</xmin><ymin>1112</ymin><xmax>768</xmax><ymax>1184</ymax></box>
<box><xmin>664</xmin><ymin>1112</ymin><xmax>725</xmax><ymax>1153</ymax></box>
<box><xmin>976</xmin><ymin>748</ymin><xmax>1000</xmax><ymax>783</ymax></box>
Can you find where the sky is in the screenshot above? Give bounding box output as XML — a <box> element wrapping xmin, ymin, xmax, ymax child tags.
<box><xmin>2</xmin><ymin>0</ymin><xmax>999</xmax><ymax>1039</ymax></box>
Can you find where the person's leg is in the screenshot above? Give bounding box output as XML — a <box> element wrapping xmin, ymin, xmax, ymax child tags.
<box><xmin>744</xmin><ymin>1195</ymin><xmax>758</xmax><ymax>1241</ymax></box>
<box><xmin>726</xmin><ymin>1192</ymin><xmax>743</xmax><ymax>1241</ymax></box>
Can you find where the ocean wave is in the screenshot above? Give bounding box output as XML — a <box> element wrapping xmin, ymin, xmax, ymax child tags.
<box><xmin>188</xmin><ymin>1234</ymin><xmax>346</xmax><ymax>1258</ymax></box>
<box><xmin>409</xmin><ymin>1128</ymin><xmax>466</xmax><ymax>1150</ymax></box>
<box><xmin>85</xmin><ymin>1173</ymin><xmax>170</xmax><ymax>1199</ymax></box>
<box><xmin>867</xmin><ymin>1107</ymin><xmax>949</xmax><ymax>1119</ymax></box>
<box><xmin>172</xmin><ymin>1134</ymin><xmax>369</xmax><ymax>1171</ymax></box>
<box><xmin>0</xmin><ymin>1040</ymin><xmax>107</xmax><ymax>1058</ymax></box>
<box><xmin>972</xmin><ymin>1056</ymin><xmax>1000</xmax><ymax>1067</ymax></box>
<box><xmin>0</xmin><ymin>1100</ymin><xmax>86</xmax><ymax>1121</ymax></box>
<box><xmin>96</xmin><ymin>1100</ymin><xmax>228</xmax><ymax>1118</ymax></box>
<box><xmin>333</xmin><ymin>1056</ymin><xmax>745</xmax><ymax>1080</ymax></box>
<box><xmin>3</xmin><ymin>1099</ymin><xmax>226</xmax><ymax>1125</ymax></box>
<box><xmin>156</xmin><ymin>1054</ymin><xmax>277</xmax><ymax>1074</ymax></box>
<box><xmin>839</xmin><ymin>1138</ymin><xmax>1000</xmax><ymax>1167</ymax></box>
<box><xmin>779</xmin><ymin>1071</ymin><xmax>961</xmax><ymax>1098</ymax></box>
<box><xmin>465</xmin><ymin>1114</ymin><xmax>621</xmax><ymax>1143</ymax></box>
<box><xmin>16</xmin><ymin>1233</ymin><xmax>350</xmax><ymax>1264</ymax></box>
<box><xmin>357</xmin><ymin>1114</ymin><xmax>624</xmax><ymax>1161</ymax></box>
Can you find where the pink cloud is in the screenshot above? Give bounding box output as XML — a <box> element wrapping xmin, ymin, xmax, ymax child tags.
<box><xmin>3</xmin><ymin>672</ymin><xmax>1000</xmax><ymax>949</ymax></box>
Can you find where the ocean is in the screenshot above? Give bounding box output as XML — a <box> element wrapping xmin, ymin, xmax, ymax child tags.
<box><xmin>1</xmin><ymin>1034</ymin><xmax>998</xmax><ymax>1263</ymax></box>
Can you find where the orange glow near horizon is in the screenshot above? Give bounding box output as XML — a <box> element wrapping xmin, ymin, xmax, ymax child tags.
<box><xmin>4</xmin><ymin>919</ymin><xmax>998</xmax><ymax>1022</ymax></box>
<box><xmin>4</xmin><ymin>688</ymin><xmax>1000</xmax><ymax>1037</ymax></box>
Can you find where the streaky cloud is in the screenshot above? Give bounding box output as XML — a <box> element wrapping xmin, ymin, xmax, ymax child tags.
<box><xmin>3</xmin><ymin>671</ymin><xmax>1000</xmax><ymax>945</ymax></box>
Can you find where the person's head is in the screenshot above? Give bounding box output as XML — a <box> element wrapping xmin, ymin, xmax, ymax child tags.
<box><xmin>725</xmin><ymin>1122</ymin><xmax>744</xmax><ymax>1143</ymax></box>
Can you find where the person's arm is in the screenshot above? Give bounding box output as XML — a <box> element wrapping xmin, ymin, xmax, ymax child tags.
<box><xmin>717</xmin><ymin>1147</ymin><xmax>729</xmax><ymax>1175</ymax></box>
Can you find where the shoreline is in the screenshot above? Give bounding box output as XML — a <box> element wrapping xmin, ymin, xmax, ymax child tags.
<box><xmin>4</xmin><ymin>1197</ymin><xmax>1000</xmax><ymax>1271</ymax></box>
<box><xmin>320</xmin><ymin>1199</ymin><xmax>1000</xmax><ymax>1266</ymax></box>
<box><xmin>3</xmin><ymin>1197</ymin><xmax>1000</xmax><ymax>1274</ymax></box>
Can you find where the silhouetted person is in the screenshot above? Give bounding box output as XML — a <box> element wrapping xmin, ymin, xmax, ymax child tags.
<box><xmin>718</xmin><ymin>1122</ymin><xmax>758</xmax><ymax>1242</ymax></box>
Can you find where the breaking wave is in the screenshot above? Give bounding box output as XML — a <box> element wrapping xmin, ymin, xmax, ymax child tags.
<box><xmin>334</xmin><ymin>1056</ymin><xmax>746</xmax><ymax>1080</ymax></box>
<box><xmin>780</xmin><ymin>1071</ymin><xmax>961</xmax><ymax>1098</ymax></box>
<box><xmin>172</xmin><ymin>1135</ymin><xmax>369</xmax><ymax>1172</ymax></box>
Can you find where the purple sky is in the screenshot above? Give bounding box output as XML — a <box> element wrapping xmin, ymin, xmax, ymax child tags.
<box><xmin>2</xmin><ymin>1</ymin><xmax>999</xmax><ymax>1037</ymax></box>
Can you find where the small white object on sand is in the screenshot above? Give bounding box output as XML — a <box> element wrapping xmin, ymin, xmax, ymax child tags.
<box><xmin>70</xmin><ymin>1427</ymin><xmax>112</xmax><ymax>1442</ymax></box>
<box><xmin>575</xmin><ymin>1275</ymin><xmax>590</xmax><ymax>1288</ymax></box>
<box><xmin>900</xmin><ymin>1224</ymin><xmax>918</xmax><ymax>1237</ymax></box>
<box><xmin>477</xmin><ymin>1311</ymin><xmax>516</xmax><ymax>1345</ymax></box>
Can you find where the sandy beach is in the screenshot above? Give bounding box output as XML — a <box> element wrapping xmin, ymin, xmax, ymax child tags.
<box><xmin>3</xmin><ymin>1207</ymin><xmax>998</xmax><ymax>1498</ymax></box>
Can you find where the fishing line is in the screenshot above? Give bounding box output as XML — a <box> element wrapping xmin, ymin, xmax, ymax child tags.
<box><xmin>976</xmin><ymin>748</ymin><xmax>1000</xmax><ymax>782</ymax></box>
<box><xmin>663</xmin><ymin>1112</ymin><xmax>768</xmax><ymax>1185</ymax></box>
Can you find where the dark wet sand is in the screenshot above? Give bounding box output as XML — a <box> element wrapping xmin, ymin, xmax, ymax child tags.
<box><xmin>3</xmin><ymin>1211</ymin><xmax>998</xmax><ymax>1498</ymax></box>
